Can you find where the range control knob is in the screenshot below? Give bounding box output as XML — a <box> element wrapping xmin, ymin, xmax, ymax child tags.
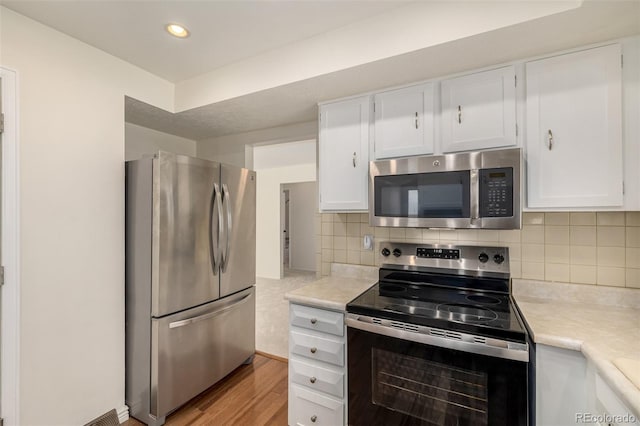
<box><xmin>478</xmin><ymin>252</ymin><xmax>489</xmax><ymax>263</ymax></box>
<box><xmin>392</xmin><ymin>248</ymin><xmax>402</xmax><ymax>257</ymax></box>
<box><xmin>494</xmin><ymin>254</ymin><xmax>505</xmax><ymax>264</ymax></box>
<box><xmin>381</xmin><ymin>247</ymin><xmax>391</xmax><ymax>257</ymax></box>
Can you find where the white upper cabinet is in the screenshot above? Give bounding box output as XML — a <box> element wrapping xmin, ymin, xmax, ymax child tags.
<box><xmin>318</xmin><ymin>96</ymin><xmax>370</xmax><ymax>212</ymax></box>
<box><xmin>441</xmin><ymin>66</ymin><xmax>517</xmax><ymax>153</ymax></box>
<box><xmin>525</xmin><ymin>44</ymin><xmax>623</xmax><ymax>209</ymax></box>
<box><xmin>373</xmin><ymin>83</ymin><xmax>435</xmax><ymax>159</ymax></box>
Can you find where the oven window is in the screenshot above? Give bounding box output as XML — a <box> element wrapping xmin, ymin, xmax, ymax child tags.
<box><xmin>374</xmin><ymin>171</ymin><xmax>470</xmax><ymax>218</ymax></box>
<box><xmin>348</xmin><ymin>327</ymin><xmax>528</xmax><ymax>426</ymax></box>
<box><xmin>372</xmin><ymin>348</ymin><xmax>488</xmax><ymax>426</ymax></box>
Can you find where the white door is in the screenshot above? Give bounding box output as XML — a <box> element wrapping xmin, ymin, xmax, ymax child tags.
<box><xmin>441</xmin><ymin>66</ymin><xmax>517</xmax><ymax>153</ymax></box>
<box><xmin>373</xmin><ymin>83</ymin><xmax>435</xmax><ymax>159</ymax></box>
<box><xmin>526</xmin><ymin>44</ymin><xmax>623</xmax><ymax>208</ymax></box>
<box><xmin>0</xmin><ymin>67</ymin><xmax>18</xmax><ymax>425</ymax></box>
<box><xmin>318</xmin><ymin>97</ymin><xmax>369</xmax><ymax>211</ymax></box>
<box><xmin>0</xmin><ymin>76</ymin><xmax>3</xmax><ymax>423</ymax></box>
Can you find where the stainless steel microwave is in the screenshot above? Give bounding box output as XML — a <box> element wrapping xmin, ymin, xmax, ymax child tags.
<box><xmin>369</xmin><ymin>148</ymin><xmax>522</xmax><ymax>229</ymax></box>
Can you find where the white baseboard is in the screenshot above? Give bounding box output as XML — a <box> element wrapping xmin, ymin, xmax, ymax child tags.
<box><xmin>117</xmin><ymin>405</ymin><xmax>130</xmax><ymax>424</ymax></box>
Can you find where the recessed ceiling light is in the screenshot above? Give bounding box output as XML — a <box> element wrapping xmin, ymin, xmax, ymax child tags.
<box><xmin>166</xmin><ymin>23</ymin><xmax>190</xmax><ymax>38</ymax></box>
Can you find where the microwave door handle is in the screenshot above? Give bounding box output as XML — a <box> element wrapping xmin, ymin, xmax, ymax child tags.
<box><xmin>470</xmin><ymin>169</ymin><xmax>480</xmax><ymax>225</ymax></box>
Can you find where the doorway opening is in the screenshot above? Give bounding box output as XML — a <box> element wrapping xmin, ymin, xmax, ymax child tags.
<box><xmin>280</xmin><ymin>182</ymin><xmax>316</xmax><ymax>277</ymax></box>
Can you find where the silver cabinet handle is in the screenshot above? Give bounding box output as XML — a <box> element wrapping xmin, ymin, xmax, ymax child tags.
<box><xmin>169</xmin><ymin>293</ymin><xmax>251</xmax><ymax>328</ymax></box>
<box><xmin>310</xmin><ymin>318</ymin><xmax>317</xmax><ymax>324</ymax></box>
<box><xmin>210</xmin><ymin>183</ymin><xmax>224</xmax><ymax>274</ymax></box>
<box><xmin>415</xmin><ymin>111</ymin><xmax>419</xmax><ymax>129</ymax></box>
<box><xmin>309</xmin><ymin>376</ymin><xmax>317</xmax><ymax>384</ymax></box>
<box><xmin>458</xmin><ymin>105</ymin><xmax>462</xmax><ymax>124</ymax></box>
<box><xmin>310</xmin><ymin>347</ymin><xmax>317</xmax><ymax>354</ymax></box>
<box><xmin>221</xmin><ymin>183</ymin><xmax>232</xmax><ymax>272</ymax></box>
<box><xmin>547</xmin><ymin>129</ymin><xmax>554</xmax><ymax>151</ymax></box>
<box><xmin>310</xmin><ymin>415</ymin><xmax>317</xmax><ymax>423</ymax></box>
<box><xmin>352</xmin><ymin>152</ymin><xmax>356</xmax><ymax>168</ymax></box>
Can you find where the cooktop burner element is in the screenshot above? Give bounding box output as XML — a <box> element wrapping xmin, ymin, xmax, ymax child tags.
<box><xmin>347</xmin><ymin>242</ymin><xmax>527</xmax><ymax>342</ymax></box>
<box><xmin>435</xmin><ymin>303</ymin><xmax>498</xmax><ymax>324</ymax></box>
<box><xmin>465</xmin><ymin>294</ymin><xmax>502</xmax><ymax>305</ymax></box>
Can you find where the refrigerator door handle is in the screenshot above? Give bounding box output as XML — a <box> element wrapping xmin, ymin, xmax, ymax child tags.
<box><xmin>168</xmin><ymin>293</ymin><xmax>252</xmax><ymax>329</ymax></box>
<box><xmin>221</xmin><ymin>183</ymin><xmax>233</xmax><ymax>272</ymax></box>
<box><xmin>210</xmin><ymin>183</ymin><xmax>224</xmax><ymax>275</ymax></box>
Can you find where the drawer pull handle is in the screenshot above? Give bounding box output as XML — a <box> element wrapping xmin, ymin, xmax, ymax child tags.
<box><xmin>310</xmin><ymin>318</ymin><xmax>317</xmax><ymax>324</ymax></box>
<box><xmin>310</xmin><ymin>376</ymin><xmax>317</xmax><ymax>384</ymax></box>
<box><xmin>311</xmin><ymin>415</ymin><xmax>317</xmax><ymax>423</ymax></box>
<box><xmin>310</xmin><ymin>347</ymin><xmax>317</xmax><ymax>354</ymax></box>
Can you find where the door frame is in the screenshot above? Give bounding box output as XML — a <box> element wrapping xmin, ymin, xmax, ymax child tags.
<box><xmin>1</xmin><ymin>66</ymin><xmax>21</xmax><ymax>425</ymax></box>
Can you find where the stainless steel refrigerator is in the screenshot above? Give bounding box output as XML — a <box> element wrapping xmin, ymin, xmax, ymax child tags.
<box><xmin>125</xmin><ymin>152</ymin><xmax>256</xmax><ymax>426</ymax></box>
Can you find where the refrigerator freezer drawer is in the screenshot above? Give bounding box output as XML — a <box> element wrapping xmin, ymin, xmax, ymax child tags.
<box><xmin>151</xmin><ymin>287</ymin><xmax>255</xmax><ymax>418</ymax></box>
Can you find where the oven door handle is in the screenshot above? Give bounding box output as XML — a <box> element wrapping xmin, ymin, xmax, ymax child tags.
<box><xmin>345</xmin><ymin>314</ymin><xmax>529</xmax><ymax>363</ymax></box>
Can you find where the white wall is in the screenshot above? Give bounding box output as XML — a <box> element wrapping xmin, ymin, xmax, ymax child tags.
<box><xmin>254</xmin><ymin>139</ymin><xmax>315</xmax><ymax>170</ymax></box>
<box><xmin>125</xmin><ymin>122</ymin><xmax>197</xmax><ymax>161</ymax></box>
<box><xmin>284</xmin><ymin>182</ymin><xmax>316</xmax><ymax>272</ymax></box>
<box><xmin>197</xmin><ymin>121</ymin><xmax>317</xmax><ymax>168</ymax></box>
<box><xmin>196</xmin><ymin>136</ymin><xmax>246</xmax><ymax>168</ymax></box>
<box><xmin>0</xmin><ymin>7</ymin><xmax>174</xmax><ymax>425</ymax></box>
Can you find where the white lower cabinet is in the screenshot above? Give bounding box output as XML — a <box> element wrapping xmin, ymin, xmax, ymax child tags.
<box><xmin>537</xmin><ymin>344</ymin><xmax>639</xmax><ymax>426</ymax></box>
<box><xmin>289</xmin><ymin>303</ymin><xmax>346</xmax><ymax>426</ymax></box>
<box><xmin>536</xmin><ymin>344</ymin><xmax>589</xmax><ymax>425</ymax></box>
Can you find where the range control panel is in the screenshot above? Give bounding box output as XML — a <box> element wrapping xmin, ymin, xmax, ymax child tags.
<box><xmin>416</xmin><ymin>247</ymin><xmax>460</xmax><ymax>260</ymax></box>
<box><xmin>379</xmin><ymin>242</ymin><xmax>510</xmax><ymax>274</ymax></box>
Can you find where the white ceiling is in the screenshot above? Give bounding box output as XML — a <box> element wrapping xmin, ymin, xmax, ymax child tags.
<box><xmin>2</xmin><ymin>0</ymin><xmax>410</xmax><ymax>82</ymax></box>
<box><xmin>4</xmin><ymin>1</ymin><xmax>640</xmax><ymax>141</ymax></box>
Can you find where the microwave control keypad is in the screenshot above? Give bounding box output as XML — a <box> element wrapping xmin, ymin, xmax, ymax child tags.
<box><xmin>479</xmin><ymin>168</ymin><xmax>513</xmax><ymax>218</ymax></box>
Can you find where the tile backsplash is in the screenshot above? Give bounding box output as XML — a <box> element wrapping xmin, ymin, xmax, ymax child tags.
<box><xmin>314</xmin><ymin>211</ymin><xmax>640</xmax><ymax>289</ymax></box>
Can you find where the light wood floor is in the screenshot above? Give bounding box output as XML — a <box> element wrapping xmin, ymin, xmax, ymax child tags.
<box><xmin>126</xmin><ymin>354</ymin><xmax>288</xmax><ymax>426</ymax></box>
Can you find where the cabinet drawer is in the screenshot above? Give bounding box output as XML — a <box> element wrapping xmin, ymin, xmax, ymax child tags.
<box><xmin>290</xmin><ymin>330</ymin><xmax>344</xmax><ymax>367</ymax></box>
<box><xmin>290</xmin><ymin>358</ymin><xmax>344</xmax><ymax>398</ymax></box>
<box><xmin>290</xmin><ymin>304</ymin><xmax>344</xmax><ymax>336</ymax></box>
<box><xmin>290</xmin><ymin>384</ymin><xmax>344</xmax><ymax>426</ymax></box>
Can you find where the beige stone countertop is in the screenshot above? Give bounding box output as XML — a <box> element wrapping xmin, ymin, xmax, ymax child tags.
<box><xmin>285</xmin><ymin>264</ymin><xmax>378</xmax><ymax>312</ymax></box>
<box><xmin>513</xmin><ymin>279</ymin><xmax>640</xmax><ymax>417</ymax></box>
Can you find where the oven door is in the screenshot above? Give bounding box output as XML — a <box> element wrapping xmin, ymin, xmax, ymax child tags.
<box><xmin>347</xmin><ymin>326</ymin><xmax>529</xmax><ymax>426</ymax></box>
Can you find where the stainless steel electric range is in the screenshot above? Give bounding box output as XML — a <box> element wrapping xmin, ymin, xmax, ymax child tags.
<box><xmin>346</xmin><ymin>242</ymin><xmax>534</xmax><ymax>426</ymax></box>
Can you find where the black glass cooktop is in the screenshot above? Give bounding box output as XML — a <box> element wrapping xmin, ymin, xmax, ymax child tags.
<box><xmin>347</xmin><ymin>280</ymin><xmax>527</xmax><ymax>343</ymax></box>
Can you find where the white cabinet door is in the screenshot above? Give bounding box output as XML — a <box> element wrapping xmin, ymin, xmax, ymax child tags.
<box><xmin>526</xmin><ymin>44</ymin><xmax>623</xmax><ymax>208</ymax></box>
<box><xmin>318</xmin><ymin>97</ymin><xmax>369</xmax><ymax>211</ymax></box>
<box><xmin>536</xmin><ymin>345</ymin><xmax>589</xmax><ymax>426</ymax></box>
<box><xmin>373</xmin><ymin>83</ymin><xmax>435</xmax><ymax>159</ymax></box>
<box><xmin>441</xmin><ymin>66</ymin><xmax>517</xmax><ymax>153</ymax></box>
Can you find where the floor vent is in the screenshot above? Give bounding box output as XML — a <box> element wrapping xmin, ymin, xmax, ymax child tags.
<box><xmin>84</xmin><ymin>409</ymin><xmax>120</xmax><ymax>426</ymax></box>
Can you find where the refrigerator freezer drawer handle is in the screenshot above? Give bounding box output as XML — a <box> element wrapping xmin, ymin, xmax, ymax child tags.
<box><xmin>168</xmin><ymin>294</ymin><xmax>252</xmax><ymax>329</ymax></box>
<box><xmin>221</xmin><ymin>183</ymin><xmax>232</xmax><ymax>272</ymax></box>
